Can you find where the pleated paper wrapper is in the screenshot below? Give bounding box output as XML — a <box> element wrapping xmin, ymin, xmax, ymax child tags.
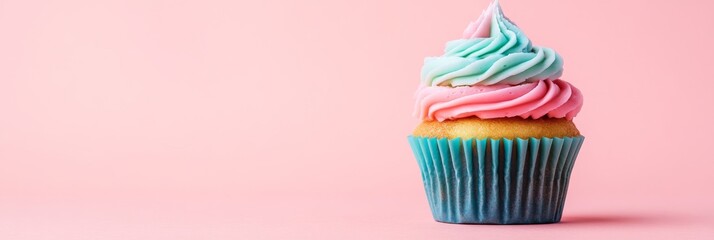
<box><xmin>407</xmin><ymin>136</ymin><xmax>584</xmax><ymax>224</ymax></box>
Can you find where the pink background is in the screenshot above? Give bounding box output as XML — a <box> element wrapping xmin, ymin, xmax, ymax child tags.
<box><xmin>1</xmin><ymin>0</ymin><xmax>713</xmax><ymax>239</ymax></box>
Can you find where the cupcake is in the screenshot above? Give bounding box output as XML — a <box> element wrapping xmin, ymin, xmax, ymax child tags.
<box><xmin>408</xmin><ymin>0</ymin><xmax>584</xmax><ymax>224</ymax></box>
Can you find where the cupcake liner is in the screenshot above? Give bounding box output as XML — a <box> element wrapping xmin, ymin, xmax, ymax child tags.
<box><xmin>407</xmin><ymin>136</ymin><xmax>584</xmax><ymax>224</ymax></box>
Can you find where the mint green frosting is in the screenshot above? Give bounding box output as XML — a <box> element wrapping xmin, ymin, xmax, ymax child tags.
<box><xmin>421</xmin><ymin>3</ymin><xmax>564</xmax><ymax>87</ymax></box>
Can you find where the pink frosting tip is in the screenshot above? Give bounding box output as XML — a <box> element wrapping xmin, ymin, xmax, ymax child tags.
<box><xmin>414</xmin><ymin>80</ymin><xmax>583</xmax><ymax>122</ymax></box>
<box><xmin>462</xmin><ymin>0</ymin><xmax>499</xmax><ymax>39</ymax></box>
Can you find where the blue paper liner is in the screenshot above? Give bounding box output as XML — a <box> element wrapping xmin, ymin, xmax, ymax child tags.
<box><xmin>408</xmin><ymin>136</ymin><xmax>584</xmax><ymax>224</ymax></box>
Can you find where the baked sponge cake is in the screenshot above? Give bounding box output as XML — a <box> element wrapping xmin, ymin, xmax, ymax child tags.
<box><xmin>408</xmin><ymin>0</ymin><xmax>585</xmax><ymax>224</ymax></box>
<box><xmin>413</xmin><ymin>117</ymin><xmax>580</xmax><ymax>140</ymax></box>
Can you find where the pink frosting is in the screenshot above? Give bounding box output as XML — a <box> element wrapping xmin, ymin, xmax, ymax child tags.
<box><xmin>414</xmin><ymin>80</ymin><xmax>583</xmax><ymax>122</ymax></box>
<box><xmin>462</xmin><ymin>0</ymin><xmax>496</xmax><ymax>38</ymax></box>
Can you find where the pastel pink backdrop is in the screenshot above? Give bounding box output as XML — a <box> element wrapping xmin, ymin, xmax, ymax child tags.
<box><xmin>1</xmin><ymin>0</ymin><xmax>713</xmax><ymax>239</ymax></box>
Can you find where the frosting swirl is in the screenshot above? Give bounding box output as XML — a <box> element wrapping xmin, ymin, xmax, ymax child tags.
<box><xmin>421</xmin><ymin>0</ymin><xmax>564</xmax><ymax>87</ymax></box>
<box><xmin>414</xmin><ymin>80</ymin><xmax>582</xmax><ymax>121</ymax></box>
